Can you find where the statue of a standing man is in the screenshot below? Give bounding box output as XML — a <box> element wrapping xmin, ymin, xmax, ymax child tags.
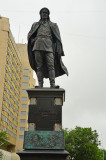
<box><xmin>27</xmin><ymin>8</ymin><xmax>68</xmax><ymax>88</ymax></box>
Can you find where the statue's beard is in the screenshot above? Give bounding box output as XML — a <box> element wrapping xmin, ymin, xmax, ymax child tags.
<box><xmin>40</xmin><ymin>16</ymin><xmax>50</xmax><ymax>21</ymax></box>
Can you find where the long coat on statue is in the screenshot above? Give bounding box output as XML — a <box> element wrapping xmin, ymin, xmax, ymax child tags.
<box><xmin>27</xmin><ymin>20</ymin><xmax>68</xmax><ymax>78</ymax></box>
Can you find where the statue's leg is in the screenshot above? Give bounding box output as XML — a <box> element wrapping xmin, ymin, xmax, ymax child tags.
<box><xmin>45</xmin><ymin>52</ymin><xmax>55</xmax><ymax>88</ymax></box>
<box><xmin>34</xmin><ymin>51</ymin><xmax>43</xmax><ymax>87</ymax></box>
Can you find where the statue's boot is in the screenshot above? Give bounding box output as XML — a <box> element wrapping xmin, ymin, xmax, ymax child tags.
<box><xmin>49</xmin><ymin>70</ymin><xmax>59</xmax><ymax>88</ymax></box>
<box><xmin>37</xmin><ymin>71</ymin><xmax>43</xmax><ymax>88</ymax></box>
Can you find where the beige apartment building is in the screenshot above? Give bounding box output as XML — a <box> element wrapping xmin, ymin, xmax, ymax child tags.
<box><xmin>0</xmin><ymin>17</ymin><xmax>35</xmax><ymax>151</ymax></box>
<box><xmin>16</xmin><ymin>44</ymin><xmax>35</xmax><ymax>151</ymax></box>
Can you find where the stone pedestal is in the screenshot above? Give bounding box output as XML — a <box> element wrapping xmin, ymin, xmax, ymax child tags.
<box><xmin>17</xmin><ymin>150</ymin><xmax>69</xmax><ymax>160</ymax></box>
<box><xmin>17</xmin><ymin>88</ymin><xmax>69</xmax><ymax>160</ymax></box>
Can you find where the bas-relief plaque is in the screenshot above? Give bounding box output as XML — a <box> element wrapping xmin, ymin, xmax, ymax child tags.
<box><xmin>24</xmin><ymin>131</ymin><xmax>64</xmax><ymax>150</ymax></box>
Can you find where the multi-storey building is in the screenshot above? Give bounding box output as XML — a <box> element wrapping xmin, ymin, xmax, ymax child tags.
<box><xmin>0</xmin><ymin>17</ymin><xmax>22</xmax><ymax>151</ymax></box>
<box><xmin>16</xmin><ymin>44</ymin><xmax>35</xmax><ymax>151</ymax></box>
<box><xmin>0</xmin><ymin>17</ymin><xmax>35</xmax><ymax>152</ymax></box>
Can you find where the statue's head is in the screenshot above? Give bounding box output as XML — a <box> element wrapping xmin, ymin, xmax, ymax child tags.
<box><xmin>39</xmin><ymin>8</ymin><xmax>50</xmax><ymax>21</ymax></box>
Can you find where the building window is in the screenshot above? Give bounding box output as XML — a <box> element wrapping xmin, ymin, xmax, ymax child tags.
<box><xmin>20</xmin><ymin>119</ymin><xmax>26</xmax><ymax>123</ymax></box>
<box><xmin>22</xmin><ymin>83</ymin><xmax>28</xmax><ymax>87</ymax></box>
<box><xmin>22</xmin><ymin>97</ymin><xmax>27</xmax><ymax>101</ymax></box>
<box><xmin>14</xmin><ymin>117</ymin><xmax>18</xmax><ymax>122</ymax></box>
<box><xmin>10</xmin><ymin>112</ymin><xmax>13</xmax><ymax>118</ymax></box>
<box><xmin>22</xmin><ymin>90</ymin><xmax>27</xmax><ymax>94</ymax></box>
<box><xmin>7</xmin><ymin>88</ymin><xmax>10</xmax><ymax>95</ymax></box>
<box><xmin>21</xmin><ymin>104</ymin><xmax>27</xmax><ymax>108</ymax></box>
<box><xmin>7</xmin><ymin>80</ymin><xmax>11</xmax><ymax>86</ymax></box>
<box><xmin>20</xmin><ymin>127</ymin><xmax>25</xmax><ymax>131</ymax></box>
<box><xmin>9</xmin><ymin>121</ymin><xmax>12</xmax><ymax>127</ymax></box>
<box><xmin>8</xmin><ymin>130</ymin><xmax>12</xmax><ymax>136</ymax></box>
<box><xmin>5</xmin><ymin>106</ymin><xmax>9</xmax><ymax>113</ymax></box>
<box><xmin>19</xmin><ymin>135</ymin><xmax>24</xmax><ymax>140</ymax></box>
<box><xmin>15</xmin><ymin>101</ymin><xmax>19</xmax><ymax>107</ymax></box>
<box><xmin>11</xmin><ymin>104</ymin><xmax>14</xmax><ymax>109</ymax></box>
<box><xmin>9</xmin><ymin>54</ymin><xmax>13</xmax><ymax>61</ymax></box>
<box><xmin>23</xmin><ymin>76</ymin><xmax>29</xmax><ymax>80</ymax></box>
<box><xmin>8</xmin><ymin>61</ymin><xmax>12</xmax><ymax>70</ymax></box>
<box><xmin>3</xmin><ymin>127</ymin><xmax>7</xmax><ymax>131</ymax></box>
<box><xmin>8</xmin><ymin>71</ymin><xmax>12</xmax><ymax>78</ymax></box>
<box><xmin>13</xmin><ymin>133</ymin><xmax>16</xmax><ymax>138</ymax></box>
<box><xmin>6</xmin><ymin>97</ymin><xmax>9</xmax><ymax>103</ymax></box>
<box><xmin>4</xmin><ymin>116</ymin><xmax>8</xmax><ymax>123</ymax></box>
<box><xmin>15</xmin><ymin>108</ymin><xmax>18</xmax><ymax>114</ymax></box>
<box><xmin>21</xmin><ymin>111</ymin><xmax>26</xmax><ymax>116</ymax></box>
<box><xmin>23</xmin><ymin>69</ymin><xmax>29</xmax><ymax>73</ymax></box>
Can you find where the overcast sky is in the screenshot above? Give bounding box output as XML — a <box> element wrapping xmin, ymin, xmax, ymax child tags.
<box><xmin>0</xmin><ymin>0</ymin><xmax>106</xmax><ymax>149</ymax></box>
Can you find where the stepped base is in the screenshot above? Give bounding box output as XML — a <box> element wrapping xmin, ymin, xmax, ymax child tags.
<box><xmin>17</xmin><ymin>149</ymin><xmax>69</xmax><ymax>160</ymax></box>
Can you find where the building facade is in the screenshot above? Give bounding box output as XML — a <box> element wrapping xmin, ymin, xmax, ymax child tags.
<box><xmin>0</xmin><ymin>17</ymin><xmax>35</xmax><ymax>152</ymax></box>
<box><xmin>16</xmin><ymin>44</ymin><xmax>35</xmax><ymax>151</ymax></box>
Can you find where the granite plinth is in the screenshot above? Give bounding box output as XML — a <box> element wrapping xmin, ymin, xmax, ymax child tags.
<box><xmin>17</xmin><ymin>150</ymin><xmax>69</xmax><ymax>160</ymax></box>
<box><xmin>27</xmin><ymin>88</ymin><xmax>65</xmax><ymax>131</ymax></box>
<box><xmin>27</xmin><ymin>88</ymin><xmax>65</xmax><ymax>100</ymax></box>
<box><xmin>28</xmin><ymin>104</ymin><xmax>62</xmax><ymax>131</ymax></box>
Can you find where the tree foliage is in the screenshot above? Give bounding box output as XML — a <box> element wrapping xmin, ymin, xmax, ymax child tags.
<box><xmin>63</xmin><ymin>126</ymin><xmax>103</xmax><ymax>160</ymax></box>
<box><xmin>0</xmin><ymin>131</ymin><xmax>9</xmax><ymax>147</ymax></box>
<box><xmin>103</xmin><ymin>150</ymin><xmax>106</xmax><ymax>160</ymax></box>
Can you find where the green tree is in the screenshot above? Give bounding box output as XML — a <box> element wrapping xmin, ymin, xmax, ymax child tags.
<box><xmin>63</xmin><ymin>126</ymin><xmax>103</xmax><ymax>160</ymax></box>
<box><xmin>100</xmin><ymin>150</ymin><xmax>106</xmax><ymax>160</ymax></box>
<box><xmin>0</xmin><ymin>131</ymin><xmax>9</xmax><ymax>147</ymax></box>
<box><xmin>103</xmin><ymin>150</ymin><xmax>106</xmax><ymax>160</ymax></box>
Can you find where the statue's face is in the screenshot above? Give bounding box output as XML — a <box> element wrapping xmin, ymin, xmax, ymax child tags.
<box><xmin>40</xmin><ymin>9</ymin><xmax>49</xmax><ymax>20</ymax></box>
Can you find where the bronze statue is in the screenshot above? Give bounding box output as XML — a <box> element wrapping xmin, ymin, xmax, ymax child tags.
<box><xmin>27</xmin><ymin>8</ymin><xmax>68</xmax><ymax>88</ymax></box>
